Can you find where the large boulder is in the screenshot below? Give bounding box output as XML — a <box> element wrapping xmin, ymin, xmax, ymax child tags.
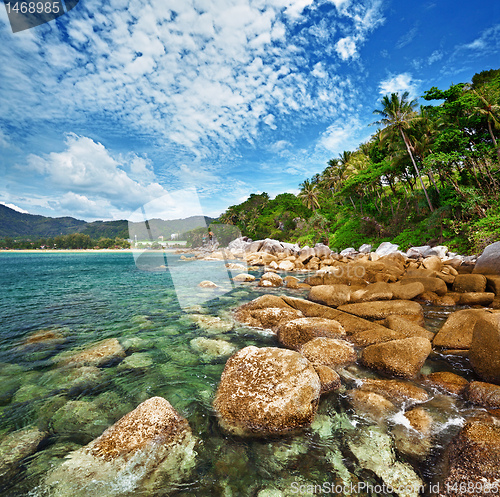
<box><xmin>258</xmin><ymin>272</ymin><xmax>283</xmax><ymax>287</ymax></box>
<box><xmin>213</xmin><ymin>346</ymin><xmax>321</xmax><ymax>436</ymax></box>
<box><xmin>44</xmin><ymin>397</ymin><xmax>197</xmax><ymax>496</ymax></box>
<box><xmin>440</xmin><ymin>417</ymin><xmax>500</xmax><ymax>496</ymax></box>
<box><xmin>299</xmin><ymin>337</ymin><xmax>357</xmax><ymax>368</ymax></box>
<box><xmin>314</xmin><ymin>243</ymin><xmax>331</xmax><ymax>259</ymax></box>
<box><xmin>452</xmin><ymin>274</ymin><xmax>487</xmax><ymax>293</ymax></box>
<box><xmin>260</xmin><ymin>238</ymin><xmax>285</xmax><ymax>255</ymax></box>
<box><xmin>383</xmin><ymin>315</ymin><xmax>434</xmax><ymax>340</ymax></box>
<box><xmin>466</xmin><ymin>381</ymin><xmax>500</xmax><ymax>408</ymax></box>
<box><xmin>357</xmin><ymin>379</ymin><xmax>429</xmax><ymax>406</ymax></box>
<box><xmin>337</xmin><ymin>300</ymin><xmax>424</xmax><ymax>322</ymax></box>
<box><xmin>469</xmin><ymin>312</ymin><xmax>500</xmax><ymax>384</ymax></box>
<box><xmin>432</xmin><ymin>309</ymin><xmax>490</xmax><ymax>350</ymax></box>
<box><xmin>473</xmin><ymin>241</ymin><xmax>500</xmax><ymax>275</ymax></box>
<box><xmin>422</xmin><ymin>372</ymin><xmax>469</xmax><ymax>396</ymax></box>
<box><xmin>361</xmin><ymin>337</ymin><xmax>432</xmax><ymax>379</ymax></box>
<box><xmin>399</xmin><ymin>277</ymin><xmax>448</xmax><ymax>296</ymax></box>
<box><xmin>375</xmin><ymin>242</ymin><xmax>400</xmax><ymax>256</ymax></box>
<box><xmin>350</xmin><ymin>282</ymin><xmax>393</xmax><ymax>303</ymax></box>
<box><xmin>390</xmin><ymin>281</ymin><xmax>425</xmax><ymax>300</ymax></box>
<box><xmin>276</xmin><ymin>317</ymin><xmax>346</xmax><ymax>350</ymax></box>
<box><xmin>308</xmin><ymin>284</ymin><xmax>351</xmax><ymax>307</ymax></box>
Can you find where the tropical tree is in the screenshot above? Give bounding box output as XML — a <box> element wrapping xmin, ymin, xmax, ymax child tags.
<box><xmin>298</xmin><ymin>179</ymin><xmax>320</xmax><ymax>211</ymax></box>
<box><xmin>374</xmin><ymin>92</ymin><xmax>434</xmax><ymax>211</ymax></box>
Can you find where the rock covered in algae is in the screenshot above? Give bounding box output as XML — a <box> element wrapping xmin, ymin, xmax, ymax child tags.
<box><xmin>43</xmin><ymin>396</ymin><xmax>197</xmax><ymax>497</ymax></box>
<box><xmin>190</xmin><ymin>337</ymin><xmax>237</xmax><ymax>360</ymax></box>
<box><xmin>213</xmin><ymin>346</ymin><xmax>321</xmax><ymax>436</ymax></box>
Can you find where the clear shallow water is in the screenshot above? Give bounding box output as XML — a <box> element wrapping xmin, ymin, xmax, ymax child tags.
<box><xmin>0</xmin><ymin>252</ymin><xmax>479</xmax><ymax>496</ymax></box>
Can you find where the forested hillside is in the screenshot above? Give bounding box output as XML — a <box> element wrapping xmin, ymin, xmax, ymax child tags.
<box><xmin>219</xmin><ymin>68</ymin><xmax>500</xmax><ymax>255</ymax></box>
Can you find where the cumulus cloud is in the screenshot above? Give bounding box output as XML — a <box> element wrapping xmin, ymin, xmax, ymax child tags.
<box><xmin>335</xmin><ymin>36</ymin><xmax>358</xmax><ymax>60</ymax></box>
<box><xmin>378</xmin><ymin>73</ymin><xmax>420</xmax><ymax>99</ymax></box>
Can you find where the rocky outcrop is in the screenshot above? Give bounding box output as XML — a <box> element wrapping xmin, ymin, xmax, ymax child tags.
<box><xmin>473</xmin><ymin>241</ymin><xmax>500</xmax><ymax>275</ymax></box>
<box><xmin>469</xmin><ymin>312</ymin><xmax>500</xmax><ymax>383</ymax></box>
<box><xmin>213</xmin><ymin>346</ymin><xmax>321</xmax><ymax>436</ymax></box>
<box><xmin>361</xmin><ymin>337</ymin><xmax>432</xmax><ymax>379</ymax></box>
<box><xmin>276</xmin><ymin>317</ymin><xmax>346</xmax><ymax>349</ymax></box>
<box><xmin>44</xmin><ymin>397</ymin><xmax>197</xmax><ymax>496</ymax></box>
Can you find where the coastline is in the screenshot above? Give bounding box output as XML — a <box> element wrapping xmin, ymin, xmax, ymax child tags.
<box><xmin>0</xmin><ymin>248</ymin><xmax>184</xmax><ymax>253</ymax></box>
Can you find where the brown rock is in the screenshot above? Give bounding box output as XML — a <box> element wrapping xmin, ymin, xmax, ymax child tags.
<box><xmin>457</xmin><ymin>292</ymin><xmax>495</xmax><ymax>306</ymax></box>
<box><xmin>347</xmin><ymin>390</ymin><xmax>396</xmax><ymax>422</ymax></box>
<box><xmin>315</xmin><ymin>365</ymin><xmax>341</xmax><ymax>394</ymax></box>
<box><xmin>246</xmin><ymin>308</ymin><xmax>304</xmax><ymax>330</ymax></box>
<box><xmin>399</xmin><ymin>277</ymin><xmax>448</xmax><ymax>296</ymax></box>
<box><xmin>338</xmin><ymin>300</ymin><xmax>424</xmax><ymax>322</ymax></box>
<box><xmin>390</xmin><ymin>281</ymin><xmax>425</xmax><ymax>300</ymax></box>
<box><xmin>433</xmin><ymin>309</ymin><xmax>491</xmax><ymax>350</ymax></box>
<box><xmin>406</xmin><ymin>406</ymin><xmax>433</xmax><ymax>434</ymax></box>
<box><xmin>233</xmin><ymin>273</ymin><xmax>256</xmax><ymax>282</ymax></box>
<box><xmin>23</xmin><ymin>329</ymin><xmax>65</xmax><ymax>346</ymax></box>
<box><xmin>299</xmin><ymin>337</ymin><xmax>357</xmax><ymax>368</ymax></box>
<box><xmin>198</xmin><ymin>280</ymin><xmax>218</xmax><ymax>288</ymax></box>
<box><xmin>417</xmin><ymin>291</ymin><xmax>441</xmax><ymax>304</ymax></box>
<box><xmin>393</xmin><ymin>407</ymin><xmax>433</xmax><ymax>460</ymax></box>
<box><xmin>44</xmin><ymin>397</ymin><xmax>197</xmax><ymax>496</ymax></box>
<box><xmin>486</xmin><ymin>275</ymin><xmax>500</xmax><ymax>295</ymax></box>
<box><xmin>277</xmin><ymin>317</ymin><xmax>345</xmax><ymax>349</ymax></box>
<box><xmin>258</xmin><ymin>272</ymin><xmax>283</xmax><ymax>287</ymax></box>
<box><xmin>422</xmin><ymin>372</ymin><xmax>469</xmax><ymax>396</ymax></box>
<box><xmin>452</xmin><ymin>274</ymin><xmax>487</xmax><ymax>293</ymax></box>
<box><xmin>213</xmin><ymin>346</ymin><xmax>321</xmax><ymax>436</ymax></box>
<box><xmin>284</xmin><ymin>276</ymin><xmax>300</xmax><ymax>289</ymax></box>
<box><xmin>308</xmin><ymin>284</ymin><xmax>351</xmax><ymax>307</ymax></box>
<box><xmin>383</xmin><ymin>315</ymin><xmax>434</xmax><ymax>340</ymax></box>
<box><xmin>361</xmin><ymin>337</ymin><xmax>432</xmax><ymax>379</ymax></box>
<box><xmin>440</xmin><ymin>418</ymin><xmax>500</xmax><ymax>496</ymax></box>
<box><xmin>469</xmin><ymin>312</ymin><xmax>500</xmax><ymax>384</ymax></box>
<box><xmin>422</xmin><ymin>255</ymin><xmax>442</xmax><ymax>272</ymax></box>
<box><xmin>358</xmin><ymin>378</ymin><xmax>429</xmax><ymax>405</ymax></box>
<box><xmin>58</xmin><ymin>338</ymin><xmax>126</xmax><ymax>368</ymax></box>
<box><xmin>350</xmin><ymin>282</ymin><xmax>393</xmax><ymax>303</ymax></box>
<box><xmin>348</xmin><ymin>328</ymin><xmax>409</xmax><ymax>347</ymax></box>
<box><xmin>466</xmin><ymin>381</ymin><xmax>500</xmax><ymax>408</ymax></box>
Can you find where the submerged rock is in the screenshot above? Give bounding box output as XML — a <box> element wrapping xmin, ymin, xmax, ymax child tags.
<box><xmin>348</xmin><ymin>426</ymin><xmax>423</xmax><ymax>497</ymax></box>
<box><xmin>392</xmin><ymin>407</ymin><xmax>433</xmax><ymax>460</ymax></box>
<box><xmin>57</xmin><ymin>338</ymin><xmax>126</xmax><ymax>368</ymax></box>
<box><xmin>190</xmin><ymin>337</ymin><xmax>237</xmax><ymax>360</ymax></box>
<box><xmin>43</xmin><ymin>397</ymin><xmax>197</xmax><ymax>497</ymax></box>
<box><xmin>347</xmin><ymin>389</ymin><xmax>397</xmax><ymax>422</ymax></box>
<box><xmin>213</xmin><ymin>346</ymin><xmax>321</xmax><ymax>436</ymax></box>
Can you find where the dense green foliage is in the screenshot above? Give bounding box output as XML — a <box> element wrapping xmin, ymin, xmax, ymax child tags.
<box><xmin>0</xmin><ymin>233</ymin><xmax>130</xmax><ymax>249</ymax></box>
<box><xmin>219</xmin><ymin>69</ymin><xmax>500</xmax><ymax>254</ymax></box>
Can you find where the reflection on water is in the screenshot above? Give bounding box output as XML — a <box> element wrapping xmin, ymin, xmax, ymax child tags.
<box><xmin>0</xmin><ymin>252</ymin><xmax>482</xmax><ymax>496</ymax></box>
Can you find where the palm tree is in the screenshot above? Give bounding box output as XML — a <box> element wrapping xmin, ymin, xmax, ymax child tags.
<box><xmin>469</xmin><ymin>87</ymin><xmax>500</xmax><ymax>161</ymax></box>
<box><xmin>374</xmin><ymin>92</ymin><xmax>434</xmax><ymax>212</ymax></box>
<box><xmin>298</xmin><ymin>179</ymin><xmax>320</xmax><ymax>211</ymax></box>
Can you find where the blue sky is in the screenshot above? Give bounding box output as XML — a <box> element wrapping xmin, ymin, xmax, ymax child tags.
<box><xmin>1</xmin><ymin>0</ymin><xmax>499</xmax><ymax>221</ymax></box>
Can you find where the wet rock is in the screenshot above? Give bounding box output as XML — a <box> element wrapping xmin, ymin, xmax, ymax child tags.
<box><xmin>466</xmin><ymin>381</ymin><xmax>500</xmax><ymax>408</ymax></box>
<box><xmin>314</xmin><ymin>365</ymin><xmax>341</xmax><ymax>394</ymax></box>
<box><xmin>472</xmin><ymin>241</ymin><xmax>500</xmax><ymax>275</ymax></box>
<box><xmin>440</xmin><ymin>417</ymin><xmax>500</xmax><ymax>496</ymax></box>
<box><xmin>284</xmin><ymin>275</ymin><xmax>300</xmax><ymax>288</ymax></box>
<box><xmin>347</xmin><ymin>390</ymin><xmax>396</xmax><ymax>422</ymax></box>
<box><xmin>198</xmin><ymin>280</ymin><xmax>218</xmax><ymax>288</ymax></box>
<box><xmin>277</xmin><ymin>317</ymin><xmax>345</xmax><ymax>349</ymax></box>
<box><xmin>188</xmin><ymin>314</ymin><xmax>234</xmax><ymax>333</ymax></box>
<box><xmin>190</xmin><ymin>337</ymin><xmax>237</xmax><ymax>360</ymax></box>
<box><xmin>357</xmin><ymin>379</ymin><xmax>429</xmax><ymax>406</ymax></box>
<box><xmin>121</xmin><ymin>337</ymin><xmax>152</xmax><ymax>354</ymax></box>
<box><xmin>399</xmin><ymin>277</ymin><xmax>448</xmax><ymax>296</ymax></box>
<box><xmin>433</xmin><ymin>309</ymin><xmax>491</xmax><ymax>350</ymax></box>
<box><xmin>422</xmin><ymin>372</ymin><xmax>469</xmax><ymax>396</ymax></box>
<box><xmin>213</xmin><ymin>346</ymin><xmax>321</xmax><ymax>436</ymax></box>
<box><xmin>348</xmin><ymin>328</ymin><xmax>409</xmax><ymax>347</ymax></box>
<box><xmin>233</xmin><ymin>273</ymin><xmax>256</xmax><ymax>282</ymax></box>
<box><xmin>117</xmin><ymin>352</ymin><xmax>154</xmax><ymax>371</ymax></box>
<box><xmin>348</xmin><ymin>426</ymin><xmax>423</xmax><ymax>497</ymax></box>
<box><xmin>383</xmin><ymin>315</ymin><xmax>434</xmax><ymax>340</ymax></box>
<box><xmin>390</xmin><ymin>281</ymin><xmax>425</xmax><ymax>300</ymax></box>
<box><xmin>338</xmin><ymin>300</ymin><xmax>424</xmax><ymax>322</ymax></box>
<box><xmin>0</xmin><ymin>375</ymin><xmax>22</xmax><ymax>405</ymax></box>
<box><xmin>452</xmin><ymin>274</ymin><xmax>487</xmax><ymax>293</ymax></box>
<box><xmin>258</xmin><ymin>272</ymin><xmax>283</xmax><ymax>287</ymax></box>
<box><xmin>299</xmin><ymin>337</ymin><xmax>357</xmax><ymax>368</ymax></box>
<box><xmin>469</xmin><ymin>312</ymin><xmax>500</xmax><ymax>383</ymax></box>
<box><xmin>44</xmin><ymin>397</ymin><xmax>197</xmax><ymax>497</ymax></box>
<box><xmin>393</xmin><ymin>407</ymin><xmax>433</xmax><ymax>460</ymax></box>
<box><xmin>422</xmin><ymin>255</ymin><xmax>442</xmax><ymax>272</ymax></box>
<box><xmin>308</xmin><ymin>284</ymin><xmax>351</xmax><ymax>307</ymax></box>
<box><xmin>0</xmin><ymin>426</ymin><xmax>47</xmax><ymax>479</ymax></box>
<box><xmin>361</xmin><ymin>337</ymin><xmax>432</xmax><ymax>379</ymax></box>
<box><xmin>57</xmin><ymin>338</ymin><xmax>126</xmax><ymax>368</ymax></box>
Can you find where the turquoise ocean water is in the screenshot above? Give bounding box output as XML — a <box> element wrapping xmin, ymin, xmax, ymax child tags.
<box><xmin>0</xmin><ymin>252</ymin><xmax>473</xmax><ymax>496</ymax></box>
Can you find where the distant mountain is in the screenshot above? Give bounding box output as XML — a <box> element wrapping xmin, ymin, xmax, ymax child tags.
<box><xmin>0</xmin><ymin>204</ymin><xmax>214</xmax><ymax>239</ymax></box>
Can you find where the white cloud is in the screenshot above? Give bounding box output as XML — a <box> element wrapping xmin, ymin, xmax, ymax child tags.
<box><xmin>457</xmin><ymin>24</ymin><xmax>500</xmax><ymax>55</ymax></box>
<box><xmin>0</xmin><ymin>201</ymin><xmax>29</xmax><ymax>214</ymax></box>
<box><xmin>0</xmin><ymin>129</ymin><xmax>10</xmax><ymax>149</ymax></box>
<box><xmin>335</xmin><ymin>36</ymin><xmax>358</xmax><ymax>60</ymax></box>
<box><xmin>427</xmin><ymin>50</ymin><xmax>443</xmax><ymax>65</ymax></box>
<box><xmin>378</xmin><ymin>73</ymin><xmax>420</xmax><ymax>99</ymax></box>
